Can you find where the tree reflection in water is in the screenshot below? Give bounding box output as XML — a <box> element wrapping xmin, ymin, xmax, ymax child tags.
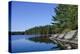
<box><xmin>29</xmin><ymin>36</ymin><xmax>55</xmax><ymax>43</ymax></box>
<box><xmin>28</xmin><ymin>36</ymin><xmax>61</xmax><ymax>50</ymax></box>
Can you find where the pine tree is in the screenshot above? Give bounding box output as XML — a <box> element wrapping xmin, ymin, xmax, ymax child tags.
<box><xmin>52</xmin><ymin>4</ymin><xmax>78</xmax><ymax>33</ymax></box>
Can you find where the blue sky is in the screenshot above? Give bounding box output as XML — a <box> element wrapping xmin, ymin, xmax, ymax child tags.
<box><xmin>10</xmin><ymin>1</ymin><xmax>57</xmax><ymax>31</ymax></box>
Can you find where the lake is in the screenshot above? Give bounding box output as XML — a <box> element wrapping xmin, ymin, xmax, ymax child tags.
<box><xmin>10</xmin><ymin>35</ymin><xmax>60</xmax><ymax>53</ymax></box>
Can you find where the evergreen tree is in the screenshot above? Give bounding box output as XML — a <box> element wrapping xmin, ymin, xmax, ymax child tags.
<box><xmin>52</xmin><ymin>4</ymin><xmax>78</xmax><ymax>33</ymax></box>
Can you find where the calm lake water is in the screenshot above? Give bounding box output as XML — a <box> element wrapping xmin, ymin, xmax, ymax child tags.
<box><xmin>10</xmin><ymin>35</ymin><xmax>60</xmax><ymax>53</ymax></box>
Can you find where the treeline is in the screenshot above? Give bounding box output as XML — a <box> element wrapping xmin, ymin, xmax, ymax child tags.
<box><xmin>10</xmin><ymin>31</ymin><xmax>24</xmax><ymax>35</ymax></box>
<box><xmin>11</xmin><ymin>4</ymin><xmax>78</xmax><ymax>35</ymax></box>
<box><xmin>25</xmin><ymin>25</ymin><xmax>54</xmax><ymax>35</ymax></box>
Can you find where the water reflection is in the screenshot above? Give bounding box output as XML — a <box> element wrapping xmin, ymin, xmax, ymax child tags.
<box><xmin>28</xmin><ymin>36</ymin><xmax>60</xmax><ymax>50</ymax></box>
<box><xmin>28</xmin><ymin>36</ymin><xmax>54</xmax><ymax>43</ymax></box>
<box><xmin>11</xmin><ymin>35</ymin><xmax>60</xmax><ymax>53</ymax></box>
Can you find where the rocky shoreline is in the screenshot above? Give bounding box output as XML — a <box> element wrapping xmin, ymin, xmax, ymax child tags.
<box><xmin>49</xmin><ymin>30</ymin><xmax>78</xmax><ymax>49</ymax></box>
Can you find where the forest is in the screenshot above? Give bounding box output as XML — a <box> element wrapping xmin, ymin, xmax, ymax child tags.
<box><xmin>11</xmin><ymin>4</ymin><xmax>78</xmax><ymax>35</ymax></box>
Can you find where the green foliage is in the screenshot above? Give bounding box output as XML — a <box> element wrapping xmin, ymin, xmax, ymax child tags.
<box><xmin>52</xmin><ymin>4</ymin><xmax>78</xmax><ymax>33</ymax></box>
<box><xmin>25</xmin><ymin>25</ymin><xmax>53</xmax><ymax>35</ymax></box>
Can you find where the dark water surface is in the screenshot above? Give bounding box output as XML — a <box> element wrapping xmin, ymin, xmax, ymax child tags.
<box><xmin>11</xmin><ymin>35</ymin><xmax>60</xmax><ymax>53</ymax></box>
